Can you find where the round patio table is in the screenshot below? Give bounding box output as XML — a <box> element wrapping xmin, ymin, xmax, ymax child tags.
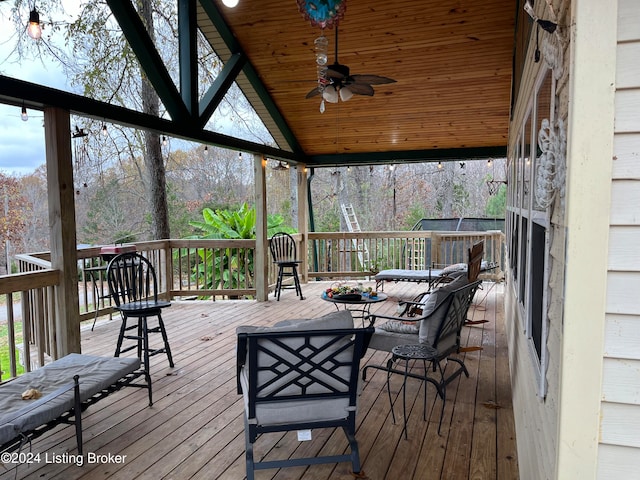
<box><xmin>321</xmin><ymin>291</ymin><xmax>387</xmax><ymax>326</ymax></box>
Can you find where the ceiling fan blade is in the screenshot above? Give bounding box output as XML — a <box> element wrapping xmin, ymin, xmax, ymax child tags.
<box><xmin>351</xmin><ymin>74</ymin><xmax>397</xmax><ymax>85</ymax></box>
<box><xmin>305</xmin><ymin>87</ymin><xmax>322</xmax><ymax>99</ymax></box>
<box><xmin>327</xmin><ymin>66</ymin><xmax>347</xmax><ymax>80</ymax></box>
<box><xmin>347</xmin><ymin>83</ymin><xmax>375</xmax><ymax>96</ymax></box>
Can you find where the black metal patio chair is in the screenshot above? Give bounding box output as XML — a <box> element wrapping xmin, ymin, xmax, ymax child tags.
<box><xmin>236</xmin><ymin>310</ymin><xmax>373</xmax><ymax>479</ymax></box>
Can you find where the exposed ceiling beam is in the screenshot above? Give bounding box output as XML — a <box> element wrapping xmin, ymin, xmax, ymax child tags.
<box><xmin>107</xmin><ymin>0</ymin><xmax>190</xmax><ymax>123</ymax></box>
<box><xmin>306</xmin><ymin>146</ymin><xmax>508</xmax><ymax>167</ymax></box>
<box><xmin>0</xmin><ymin>75</ymin><xmax>302</xmax><ymax>163</ymax></box>
<box><xmin>198</xmin><ymin>52</ymin><xmax>246</xmax><ymax>128</ymax></box>
<box><xmin>198</xmin><ymin>0</ymin><xmax>305</xmax><ymax>156</ymax></box>
<box><xmin>178</xmin><ymin>0</ymin><xmax>199</xmax><ymax>115</ymax></box>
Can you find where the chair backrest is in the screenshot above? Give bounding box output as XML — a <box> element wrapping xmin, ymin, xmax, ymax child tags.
<box><xmin>106</xmin><ymin>252</ymin><xmax>159</xmax><ymax>307</ymax></box>
<box><xmin>237</xmin><ymin>326</ymin><xmax>374</xmax><ymax>425</ymax></box>
<box><xmin>431</xmin><ymin>280</ymin><xmax>482</xmax><ymax>355</ymax></box>
<box><xmin>269</xmin><ymin>232</ymin><xmax>298</xmax><ymax>263</ymax></box>
<box><xmin>467</xmin><ymin>241</ymin><xmax>484</xmax><ymax>282</ymax></box>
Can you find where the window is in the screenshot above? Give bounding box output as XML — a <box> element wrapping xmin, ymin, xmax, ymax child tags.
<box><xmin>507</xmin><ymin>68</ymin><xmax>555</xmax><ymax>398</ymax></box>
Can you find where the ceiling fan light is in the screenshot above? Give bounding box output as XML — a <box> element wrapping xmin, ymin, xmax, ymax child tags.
<box><xmin>339</xmin><ymin>86</ymin><xmax>353</xmax><ymax>102</ymax></box>
<box><xmin>323</xmin><ymin>85</ymin><xmax>339</xmax><ymax>103</ymax></box>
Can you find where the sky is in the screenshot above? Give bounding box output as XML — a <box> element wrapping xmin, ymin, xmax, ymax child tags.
<box><xmin>0</xmin><ymin>3</ymin><xmax>72</xmax><ymax>176</ymax></box>
<box><xmin>0</xmin><ymin>2</ymin><xmax>272</xmax><ymax>177</ymax></box>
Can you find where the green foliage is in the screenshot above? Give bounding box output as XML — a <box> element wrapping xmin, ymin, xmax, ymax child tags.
<box><xmin>403</xmin><ymin>203</ymin><xmax>429</xmax><ymax>230</ymax></box>
<box><xmin>486</xmin><ymin>184</ymin><xmax>507</xmax><ymax>217</ymax></box>
<box><xmin>185</xmin><ymin>203</ymin><xmax>296</xmax><ymax>297</ymax></box>
<box><xmin>452</xmin><ymin>182</ymin><xmax>470</xmax><ymax>215</ymax></box>
<box><xmin>0</xmin><ymin>321</ymin><xmax>24</xmax><ymax>382</ymax></box>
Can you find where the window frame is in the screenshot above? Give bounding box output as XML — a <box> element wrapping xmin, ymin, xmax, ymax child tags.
<box><xmin>506</xmin><ymin>67</ymin><xmax>555</xmax><ymax>399</ymax></box>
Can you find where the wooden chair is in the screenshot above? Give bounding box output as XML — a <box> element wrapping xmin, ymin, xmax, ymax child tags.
<box><xmin>107</xmin><ymin>252</ymin><xmax>174</xmax><ymax>375</ymax></box>
<box><xmin>269</xmin><ymin>232</ymin><xmax>304</xmax><ymax>300</ymax></box>
<box><xmin>236</xmin><ymin>311</ymin><xmax>373</xmax><ymax>479</ymax></box>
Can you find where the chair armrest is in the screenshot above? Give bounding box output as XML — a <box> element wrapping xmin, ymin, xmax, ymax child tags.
<box><xmin>236</xmin><ymin>333</ymin><xmax>248</xmax><ymax>394</ymax></box>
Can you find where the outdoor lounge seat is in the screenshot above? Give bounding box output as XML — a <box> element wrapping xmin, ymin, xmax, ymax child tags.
<box><xmin>0</xmin><ymin>353</ymin><xmax>151</xmax><ymax>457</ymax></box>
<box><xmin>363</xmin><ymin>277</ymin><xmax>482</xmax><ymax>433</ymax></box>
<box><xmin>236</xmin><ymin>310</ymin><xmax>374</xmax><ymax>479</ymax></box>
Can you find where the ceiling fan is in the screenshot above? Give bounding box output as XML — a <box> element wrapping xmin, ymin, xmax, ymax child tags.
<box><xmin>306</xmin><ymin>26</ymin><xmax>396</xmax><ymax>104</ymax></box>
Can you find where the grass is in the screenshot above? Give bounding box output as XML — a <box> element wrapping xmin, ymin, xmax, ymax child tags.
<box><xmin>0</xmin><ymin>321</ymin><xmax>25</xmax><ymax>381</ymax></box>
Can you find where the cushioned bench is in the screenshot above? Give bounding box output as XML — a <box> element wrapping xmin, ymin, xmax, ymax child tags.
<box><xmin>0</xmin><ymin>353</ymin><xmax>151</xmax><ymax>455</ymax></box>
<box><xmin>374</xmin><ymin>261</ymin><xmax>496</xmax><ymax>291</ymax></box>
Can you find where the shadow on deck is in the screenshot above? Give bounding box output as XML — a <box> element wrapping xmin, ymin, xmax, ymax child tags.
<box><xmin>1</xmin><ymin>280</ymin><xmax>518</xmax><ymax>480</ymax></box>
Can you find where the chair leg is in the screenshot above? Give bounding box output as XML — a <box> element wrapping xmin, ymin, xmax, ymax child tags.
<box><xmin>292</xmin><ymin>266</ymin><xmax>304</xmax><ymax>300</ymax></box>
<box><xmin>142</xmin><ymin>316</ymin><xmax>151</xmax><ymax>375</ymax></box>
<box><xmin>137</xmin><ymin>318</ymin><xmax>143</xmax><ymax>361</ymax></box>
<box><xmin>275</xmin><ymin>267</ymin><xmax>284</xmax><ymax>301</ymax></box>
<box><xmin>244</xmin><ymin>416</ymin><xmax>255</xmax><ymax>480</ymax></box>
<box><xmin>157</xmin><ymin>313</ymin><xmax>174</xmax><ymax>367</ymax></box>
<box><xmin>343</xmin><ymin>424</ymin><xmax>362</xmax><ymax>475</ymax></box>
<box><xmin>114</xmin><ymin>315</ymin><xmax>129</xmax><ymax>357</ymax></box>
<box><xmin>386</xmin><ymin>358</ymin><xmax>397</xmax><ymax>425</ymax></box>
<box><xmin>435</xmin><ymin>360</ymin><xmax>446</xmax><ymax>435</ymax></box>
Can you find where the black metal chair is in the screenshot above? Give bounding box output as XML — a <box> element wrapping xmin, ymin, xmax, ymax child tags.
<box><xmin>363</xmin><ymin>279</ymin><xmax>482</xmax><ymax>434</ymax></box>
<box><xmin>269</xmin><ymin>232</ymin><xmax>303</xmax><ymax>300</ymax></box>
<box><xmin>236</xmin><ymin>310</ymin><xmax>374</xmax><ymax>479</ymax></box>
<box><xmin>106</xmin><ymin>252</ymin><xmax>174</xmax><ymax>374</ymax></box>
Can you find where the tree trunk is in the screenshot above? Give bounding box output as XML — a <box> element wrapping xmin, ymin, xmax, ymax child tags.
<box><xmin>140</xmin><ymin>0</ymin><xmax>170</xmax><ymax>240</ymax></box>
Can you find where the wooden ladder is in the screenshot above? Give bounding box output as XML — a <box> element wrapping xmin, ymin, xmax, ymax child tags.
<box><xmin>341</xmin><ymin>204</ymin><xmax>370</xmax><ymax>270</ymax></box>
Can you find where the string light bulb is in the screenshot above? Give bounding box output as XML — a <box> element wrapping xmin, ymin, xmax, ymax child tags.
<box><xmin>20</xmin><ymin>106</ymin><xmax>28</xmax><ymax>122</ymax></box>
<box><xmin>27</xmin><ymin>9</ymin><xmax>42</xmax><ymax>40</ymax></box>
<box><xmin>204</xmin><ymin>146</ymin><xmax>209</xmax><ymax>156</ymax></box>
<box><xmin>101</xmin><ymin>124</ymin><xmax>108</xmax><ymax>136</ymax></box>
<box><xmin>162</xmin><ymin>136</ymin><xmax>167</xmax><ymax>146</ymax></box>
<box><xmin>437</xmin><ymin>161</ymin><xmax>443</xmax><ymax>169</ymax></box>
<box><xmin>487</xmin><ymin>159</ymin><xmax>493</xmax><ymax>167</ymax></box>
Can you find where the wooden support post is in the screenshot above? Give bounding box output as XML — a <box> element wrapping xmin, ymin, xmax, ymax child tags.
<box><xmin>254</xmin><ymin>154</ymin><xmax>268</xmax><ymax>301</ymax></box>
<box><xmin>44</xmin><ymin>107</ymin><xmax>81</xmax><ymax>356</ymax></box>
<box><xmin>296</xmin><ymin>164</ymin><xmax>308</xmax><ymax>283</ymax></box>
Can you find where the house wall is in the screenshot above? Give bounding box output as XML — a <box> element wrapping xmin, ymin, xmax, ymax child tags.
<box><xmin>505</xmin><ymin>0</ymin><xmax>626</xmax><ymax>478</ymax></box>
<box><xmin>505</xmin><ymin>10</ymin><xmax>568</xmax><ymax>476</ymax></box>
<box><xmin>597</xmin><ymin>0</ymin><xmax>640</xmax><ymax>476</ymax></box>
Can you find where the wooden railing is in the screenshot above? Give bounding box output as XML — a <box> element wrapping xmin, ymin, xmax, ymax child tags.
<box><xmin>1</xmin><ymin>230</ymin><xmax>504</xmax><ymax>381</ymax></box>
<box><xmin>1</xmin><ymin>254</ymin><xmax>59</xmax><ymax>380</ymax></box>
<box><xmin>308</xmin><ymin>230</ymin><xmax>504</xmax><ymax>280</ymax></box>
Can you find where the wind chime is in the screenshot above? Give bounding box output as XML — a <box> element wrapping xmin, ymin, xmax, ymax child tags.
<box><xmin>297</xmin><ymin>0</ymin><xmax>347</xmax><ymax>113</ymax></box>
<box><xmin>72</xmin><ymin>126</ymin><xmax>89</xmax><ymax>194</ymax></box>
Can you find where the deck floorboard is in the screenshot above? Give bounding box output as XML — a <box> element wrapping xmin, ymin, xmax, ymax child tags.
<box><xmin>1</xmin><ymin>281</ymin><xmax>518</xmax><ymax>480</ymax></box>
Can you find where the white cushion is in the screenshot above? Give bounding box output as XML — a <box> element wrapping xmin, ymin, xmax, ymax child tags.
<box><xmin>418</xmin><ymin>275</ymin><xmax>469</xmax><ymax>344</ymax></box>
<box><xmin>378</xmin><ymin>320</ymin><xmax>419</xmax><ymax>335</ymax></box>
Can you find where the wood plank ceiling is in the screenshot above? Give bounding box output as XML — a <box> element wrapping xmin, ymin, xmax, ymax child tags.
<box><xmin>198</xmin><ymin>0</ymin><xmax>516</xmax><ymax>166</ymax></box>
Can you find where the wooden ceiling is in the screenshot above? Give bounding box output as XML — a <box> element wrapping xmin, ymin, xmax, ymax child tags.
<box><xmin>198</xmin><ymin>0</ymin><xmax>516</xmax><ymax>166</ymax></box>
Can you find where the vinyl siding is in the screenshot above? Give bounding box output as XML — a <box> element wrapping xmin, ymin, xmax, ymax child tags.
<box><xmin>599</xmin><ymin>0</ymin><xmax>640</xmax><ymax>474</ymax></box>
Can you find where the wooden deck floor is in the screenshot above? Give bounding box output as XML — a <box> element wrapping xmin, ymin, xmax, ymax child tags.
<box><xmin>1</xmin><ymin>281</ymin><xmax>518</xmax><ymax>480</ymax></box>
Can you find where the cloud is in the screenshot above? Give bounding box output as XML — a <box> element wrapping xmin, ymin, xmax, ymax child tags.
<box><xmin>0</xmin><ymin>3</ymin><xmax>73</xmax><ymax>176</ymax></box>
<box><xmin>0</xmin><ymin>104</ymin><xmax>46</xmax><ymax>176</ymax></box>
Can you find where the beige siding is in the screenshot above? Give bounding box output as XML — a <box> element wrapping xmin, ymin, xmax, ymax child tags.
<box><xmin>599</xmin><ymin>0</ymin><xmax>640</xmax><ymax>471</ymax></box>
<box><xmin>598</xmin><ymin>444</ymin><xmax>640</xmax><ymax>480</ymax></box>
